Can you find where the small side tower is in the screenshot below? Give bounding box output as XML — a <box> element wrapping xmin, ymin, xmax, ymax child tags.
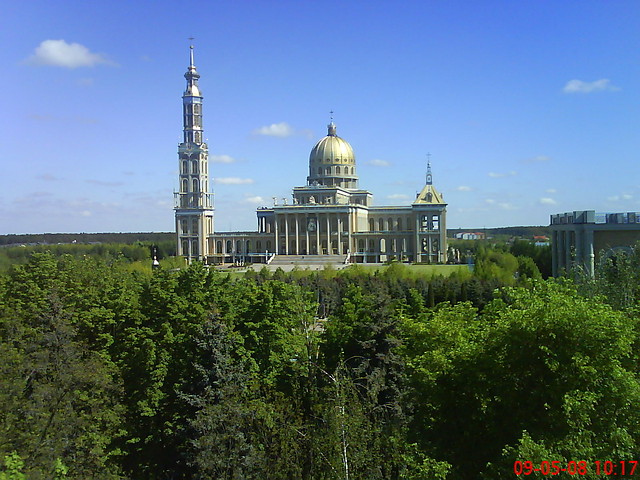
<box><xmin>412</xmin><ymin>157</ymin><xmax>448</xmax><ymax>263</ymax></box>
<box><xmin>174</xmin><ymin>44</ymin><xmax>214</xmax><ymax>262</ymax></box>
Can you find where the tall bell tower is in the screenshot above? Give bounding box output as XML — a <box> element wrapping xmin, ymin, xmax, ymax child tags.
<box><xmin>174</xmin><ymin>44</ymin><xmax>214</xmax><ymax>262</ymax></box>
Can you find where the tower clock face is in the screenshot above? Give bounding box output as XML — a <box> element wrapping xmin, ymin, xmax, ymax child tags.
<box><xmin>307</xmin><ymin>218</ymin><xmax>317</xmax><ymax>232</ymax></box>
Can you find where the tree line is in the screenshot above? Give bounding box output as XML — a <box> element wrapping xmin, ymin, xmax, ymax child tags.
<box><xmin>0</xmin><ymin>245</ymin><xmax>638</xmax><ymax>479</ymax></box>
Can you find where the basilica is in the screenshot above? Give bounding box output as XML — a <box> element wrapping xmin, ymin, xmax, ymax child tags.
<box><xmin>174</xmin><ymin>46</ymin><xmax>448</xmax><ymax>265</ymax></box>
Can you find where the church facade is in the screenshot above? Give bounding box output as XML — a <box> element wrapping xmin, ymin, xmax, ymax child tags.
<box><xmin>175</xmin><ymin>47</ymin><xmax>448</xmax><ymax>265</ymax></box>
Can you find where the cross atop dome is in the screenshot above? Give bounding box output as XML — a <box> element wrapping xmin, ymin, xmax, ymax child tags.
<box><xmin>327</xmin><ymin>110</ymin><xmax>337</xmax><ymax>136</ymax></box>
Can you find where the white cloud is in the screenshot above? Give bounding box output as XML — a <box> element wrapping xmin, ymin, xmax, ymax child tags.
<box><xmin>456</xmin><ymin>186</ymin><xmax>472</xmax><ymax>192</ymax></box>
<box><xmin>488</xmin><ymin>171</ymin><xmax>517</xmax><ymax>178</ymax></box>
<box><xmin>369</xmin><ymin>159</ymin><xmax>391</xmax><ymax>167</ymax></box>
<box><xmin>210</xmin><ymin>154</ymin><xmax>237</xmax><ymax>164</ymax></box>
<box><xmin>243</xmin><ymin>195</ymin><xmax>266</xmax><ymax>204</ymax></box>
<box><xmin>539</xmin><ymin>197</ymin><xmax>557</xmax><ymax>205</ymax></box>
<box><xmin>387</xmin><ymin>193</ymin><xmax>410</xmax><ymax>200</ymax></box>
<box><xmin>25</xmin><ymin>39</ymin><xmax>116</xmax><ymax>68</ymax></box>
<box><xmin>546</xmin><ymin>188</ymin><xmax>557</xmax><ymax>194</ymax></box>
<box><xmin>214</xmin><ymin>177</ymin><xmax>254</xmax><ymax>185</ymax></box>
<box><xmin>563</xmin><ymin>78</ymin><xmax>620</xmax><ymax>94</ymax></box>
<box><xmin>524</xmin><ymin>155</ymin><xmax>550</xmax><ymax>164</ymax></box>
<box><xmin>486</xmin><ymin>198</ymin><xmax>516</xmax><ymax>209</ymax></box>
<box><xmin>607</xmin><ymin>194</ymin><xmax>632</xmax><ymax>202</ymax></box>
<box><xmin>253</xmin><ymin>122</ymin><xmax>294</xmax><ymax>137</ymax></box>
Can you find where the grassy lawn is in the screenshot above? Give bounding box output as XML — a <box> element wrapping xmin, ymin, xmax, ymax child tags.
<box><xmin>345</xmin><ymin>263</ymin><xmax>471</xmax><ymax>278</ymax></box>
<box><xmin>219</xmin><ymin>262</ymin><xmax>472</xmax><ymax>280</ymax></box>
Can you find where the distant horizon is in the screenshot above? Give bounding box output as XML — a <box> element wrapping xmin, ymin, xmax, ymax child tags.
<box><xmin>1</xmin><ymin>224</ymin><xmax>552</xmax><ymax>238</ymax></box>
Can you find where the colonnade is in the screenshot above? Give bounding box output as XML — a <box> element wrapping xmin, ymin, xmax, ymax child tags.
<box><xmin>552</xmin><ymin>228</ymin><xmax>595</xmax><ymax>277</ymax></box>
<box><xmin>277</xmin><ymin>211</ymin><xmax>352</xmax><ymax>255</ymax></box>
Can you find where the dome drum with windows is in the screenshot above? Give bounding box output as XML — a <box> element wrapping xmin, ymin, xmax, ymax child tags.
<box><xmin>307</xmin><ymin>122</ymin><xmax>358</xmax><ymax>189</ymax></box>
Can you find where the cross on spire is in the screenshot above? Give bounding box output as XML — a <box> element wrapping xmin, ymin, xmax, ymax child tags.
<box><xmin>327</xmin><ymin>110</ymin><xmax>337</xmax><ymax>136</ymax></box>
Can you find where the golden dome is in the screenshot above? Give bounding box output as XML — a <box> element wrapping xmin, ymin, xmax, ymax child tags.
<box><xmin>309</xmin><ymin>122</ymin><xmax>355</xmax><ymax>164</ymax></box>
<box><xmin>307</xmin><ymin>122</ymin><xmax>358</xmax><ymax>189</ymax></box>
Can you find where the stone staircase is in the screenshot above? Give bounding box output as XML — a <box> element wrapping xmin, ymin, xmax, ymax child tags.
<box><xmin>269</xmin><ymin>254</ymin><xmax>348</xmax><ymax>266</ymax></box>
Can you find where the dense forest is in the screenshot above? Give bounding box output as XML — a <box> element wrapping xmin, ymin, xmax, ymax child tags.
<box><xmin>1</xmin><ymin>241</ymin><xmax>639</xmax><ymax>479</ymax></box>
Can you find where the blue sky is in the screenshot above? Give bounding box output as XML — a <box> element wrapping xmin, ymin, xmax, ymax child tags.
<box><xmin>2</xmin><ymin>0</ymin><xmax>638</xmax><ymax>234</ymax></box>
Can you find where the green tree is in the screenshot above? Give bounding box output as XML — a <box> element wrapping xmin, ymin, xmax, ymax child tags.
<box><xmin>402</xmin><ymin>280</ymin><xmax>640</xmax><ymax>479</ymax></box>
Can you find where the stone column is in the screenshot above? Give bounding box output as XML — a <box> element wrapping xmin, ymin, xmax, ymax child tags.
<box><xmin>585</xmin><ymin>229</ymin><xmax>595</xmax><ymax>277</ymax></box>
<box><xmin>337</xmin><ymin>215</ymin><xmax>341</xmax><ymax>254</ymax></box>
<box><xmin>415</xmin><ymin>214</ymin><xmax>420</xmax><ymax>263</ymax></box>
<box><xmin>316</xmin><ymin>216</ymin><xmax>321</xmax><ymax>255</ymax></box>
<box><xmin>326</xmin><ymin>214</ymin><xmax>331</xmax><ymax>254</ymax></box>
<box><xmin>295</xmin><ymin>215</ymin><xmax>299</xmax><ymax>255</ymax></box>
<box><xmin>274</xmin><ymin>217</ymin><xmax>279</xmax><ymax>255</ymax></box>
<box><xmin>285</xmin><ymin>215</ymin><xmax>289</xmax><ymax>255</ymax></box>
<box><xmin>306</xmin><ymin>217</ymin><xmax>310</xmax><ymax>255</ymax></box>
<box><xmin>347</xmin><ymin>209</ymin><xmax>352</xmax><ymax>258</ymax></box>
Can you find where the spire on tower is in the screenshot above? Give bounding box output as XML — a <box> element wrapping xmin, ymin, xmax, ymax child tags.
<box><xmin>426</xmin><ymin>153</ymin><xmax>433</xmax><ymax>185</ymax></box>
<box><xmin>184</xmin><ymin>41</ymin><xmax>200</xmax><ymax>96</ymax></box>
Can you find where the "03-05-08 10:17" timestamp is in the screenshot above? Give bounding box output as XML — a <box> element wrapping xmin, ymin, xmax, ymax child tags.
<box><xmin>514</xmin><ymin>460</ymin><xmax>638</xmax><ymax>476</ymax></box>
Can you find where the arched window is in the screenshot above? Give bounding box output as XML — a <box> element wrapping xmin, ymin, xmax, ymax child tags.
<box><xmin>191</xmin><ymin>240</ymin><xmax>198</xmax><ymax>256</ymax></box>
<box><xmin>380</xmin><ymin>238</ymin><xmax>387</xmax><ymax>252</ymax></box>
<box><xmin>266</xmin><ymin>240</ymin><xmax>272</xmax><ymax>252</ymax></box>
<box><xmin>192</xmin><ymin>160</ymin><xmax>198</xmax><ymax>174</ymax></box>
<box><xmin>237</xmin><ymin>241</ymin><xmax>242</xmax><ymax>254</ymax></box>
<box><xmin>182</xmin><ymin>179</ymin><xmax>188</xmax><ymax>192</ymax></box>
<box><xmin>246</xmin><ymin>241</ymin><xmax>251</xmax><ymax>253</ymax></box>
<box><xmin>326</xmin><ymin>167</ymin><xmax>330</xmax><ymax>175</ymax></box>
<box><xmin>182</xmin><ymin>240</ymin><xmax>188</xmax><ymax>256</ymax></box>
<box><xmin>216</xmin><ymin>241</ymin><xmax>222</xmax><ymax>254</ymax></box>
<box><xmin>192</xmin><ymin>218</ymin><xmax>199</xmax><ymax>234</ymax></box>
<box><xmin>368</xmin><ymin>240</ymin><xmax>375</xmax><ymax>252</ymax></box>
<box><xmin>226</xmin><ymin>240</ymin><xmax>232</xmax><ymax>253</ymax></box>
<box><xmin>181</xmin><ymin>219</ymin><xmax>188</xmax><ymax>234</ymax></box>
<box><xmin>318</xmin><ymin>167</ymin><xmax>322</xmax><ymax>174</ymax></box>
<box><xmin>336</xmin><ymin>166</ymin><xmax>341</xmax><ymax>174</ymax></box>
<box><xmin>369</xmin><ymin>218</ymin><xmax>375</xmax><ymax>232</ymax></box>
<box><xmin>257</xmin><ymin>241</ymin><xmax>262</xmax><ymax>252</ymax></box>
<box><xmin>378</xmin><ymin>218</ymin><xmax>384</xmax><ymax>231</ymax></box>
<box><xmin>387</xmin><ymin>217</ymin><xmax>393</xmax><ymax>231</ymax></box>
<box><xmin>358</xmin><ymin>239</ymin><xmax>364</xmax><ymax>252</ymax></box>
<box><xmin>397</xmin><ymin>218</ymin><xmax>403</xmax><ymax>231</ymax></box>
<box><xmin>192</xmin><ymin>179</ymin><xmax>199</xmax><ymax>192</ymax></box>
<box><xmin>351</xmin><ymin>167</ymin><xmax>354</xmax><ymax>174</ymax></box>
<box><xmin>182</xmin><ymin>161</ymin><xmax>188</xmax><ymax>174</ymax></box>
